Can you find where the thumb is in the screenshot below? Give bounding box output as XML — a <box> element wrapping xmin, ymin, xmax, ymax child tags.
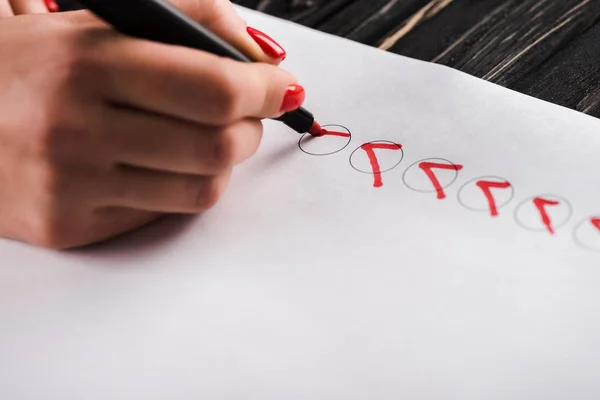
<box><xmin>169</xmin><ymin>0</ymin><xmax>287</xmax><ymax>65</ymax></box>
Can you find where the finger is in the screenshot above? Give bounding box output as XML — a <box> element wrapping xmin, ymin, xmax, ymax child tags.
<box><xmin>87</xmin><ymin>207</ymin><xmax>162</xmax><ymax>245</ymax></box>
<box><xmin>9</xmin><ymin>0</ymin><xmax>48</xmax><ymax>14</ymax></box>
<box><xmin>0</xmin><ymin>1</ymin><xmax>14</xmax><ymax>17</ymax></box>
<box><xmin>58</xmin><ymin>2</ymin><xmax>285</xmax><ymax>66</ymax></box>
<box><xmin>103</xmin><ymin>167</ymin><xmax>232</xmax><ymax>213</ymax></box>
<box><xmin>100</xmin><ymin>38</ymin><xmax>300</xmax><ymax>125</ymax></box>
<box><xmin>106</xmin><ymin>107</ymin><xmax>263</xmax><ymax>175</ymax></box>
<box><xmin>169</xmin><ymin>0</ymin><xmax>286</xmax><ymax>64</ymax></box>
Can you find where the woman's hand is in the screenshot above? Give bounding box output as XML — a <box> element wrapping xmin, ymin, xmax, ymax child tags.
<box><xmin>0</xmin><ymin>1</ymin><xmax>301</xmax><ymax>249</ymax></box>
<box><xmin>2</xmin><ymin>0</ymin><xmax>287</xmax><ymax>64</ymax></box>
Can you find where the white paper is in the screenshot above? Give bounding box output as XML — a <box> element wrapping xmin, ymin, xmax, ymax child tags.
<box><xmin>2</xmin><ymin>6</ymin><xmax>600</xmax><ymax>399</ymax></box>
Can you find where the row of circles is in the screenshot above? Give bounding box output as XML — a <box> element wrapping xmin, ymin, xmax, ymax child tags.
<box><xmin>298</xmin><ymin>125</ymin><xmax>600</xmax><ymax>253</ymax></box>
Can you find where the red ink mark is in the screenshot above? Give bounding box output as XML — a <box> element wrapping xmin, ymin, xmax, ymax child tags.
<box><xmin>475</xmin><ymin>180</ymin><xmax>511</xmax><ymax>217</ymax></box>
<box><xmin>533</xmin><ymin>197</ymin><xmax>560</xmax><ymax>235</ymax></box>
<box><xmin>321</xmin><ymin>129</ymin><xmax>351</xmax><ymax>138</ymax></box>
<box><xmin>418</xmin><ymin>162</ymin><xmax>464</xmax><ymax>199</ymax></box>
<box><xmin>591</xmin><ymin>218</ymin><xmax>600</xmax><ymax>232</ymax></box>
<box><xmin>308</xmin><ymin>121</ymin><xmax>323</xmax><ymax>136</ymax></box>
<box><xmin>360</xmin><ymin>143</ymin><xmax>402</xmax><ymax>188</ymax></box>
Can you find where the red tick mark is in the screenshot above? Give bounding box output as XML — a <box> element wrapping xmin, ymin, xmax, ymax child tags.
<box><xmin>591</xmin><ymin>218</ymin><xmax>600</xmax><ymax>232</ymax></box>
<box><xmin>533</xmin><ymin>197</ymin><xmax>561</xmax><ymax>235</ymax></box>
<box><xmin>321</xmin><ymin>129</ymin><xmax>351</xmax><ymax>138</ymax></box>
<box><xmin>419</xmin><ymin>162</ymin><xmax>464</xmax><ymax>199</ymax></box>
<box><xmin>360</xmin><ymin>143</ymin><xmax>402</xmax><ymax>188</ymax></box>
<box><xmin>476</xmin><ymin>180</ymin><xmax>512</xmax><ymax>217</ymax></box>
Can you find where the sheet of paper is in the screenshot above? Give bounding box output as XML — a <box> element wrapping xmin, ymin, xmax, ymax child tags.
<box><xmin>2</xmin><ymin>6</ymin><xmax>600</xmax><ymax>399</ymax></box>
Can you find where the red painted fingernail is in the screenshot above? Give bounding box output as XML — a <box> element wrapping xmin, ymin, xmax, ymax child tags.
<box><xmin>43</xmin><ymin>0</ymin><xmax>60</xmax><ymax>12</ymax></box>
<box><xmin>247</xmin><ymin>26</ymin><xmax>286</xmax><ymax>60</ymax></box>
<box><xmin>280</xmin><ymin>84</ymin><xmax>306</xmax><ymax>113</ymax></box>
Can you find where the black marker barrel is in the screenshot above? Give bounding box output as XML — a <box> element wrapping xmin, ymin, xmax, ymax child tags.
<box><xmin>76</xmin><ymin>0</ymin><xmax>317</xmax><ymax>135</ymax></box>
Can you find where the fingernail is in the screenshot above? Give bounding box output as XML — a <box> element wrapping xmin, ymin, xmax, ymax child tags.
<box><xmin>247</xmin><ymin>27</ymin><xmax>287</xmax><ymax>60</ymax></box>
<box><xmin>43</xmin><ymin>0</ymin><xmax>60</xmax><ymax>12</ymax></box>
<box><xmin>280</xmin><ymin>84</ymin><xmax>306</xmax><ymax>113</ymax></box>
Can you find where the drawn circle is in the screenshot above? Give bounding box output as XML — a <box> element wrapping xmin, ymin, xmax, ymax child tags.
<box><xmin>457</xmin><ymin>176</ymin><xmax>515</xmax><ymax>213</ymax></box>
<box><xmin>299</xmin><ymin>124</ymin><xmax>352</xmax><ymax>156</ymax></box>
<box><xmin>402</xmin><ymin>158</ymin><xmax>461</xmax><ymax>193</ymax></box>
<box><xmin>513</xmin><ymin>194</ymin><xmax>573</xmax><ymax>232</ymax></box>
<box><xmin>349</xmin><ymin>141</ymin><xmax>404</xmax><ymax>174</ymax></box>
<box><xmin>573</xmin><ymin>217</ymin><xmax>600</xmax><ymax>252</ymax></box>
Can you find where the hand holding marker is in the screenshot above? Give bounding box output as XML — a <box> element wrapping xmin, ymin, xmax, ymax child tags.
<box><xmin>76</xmin><ymin>0</ymin><xmax>325</xmax><ymax>136</ymax></box>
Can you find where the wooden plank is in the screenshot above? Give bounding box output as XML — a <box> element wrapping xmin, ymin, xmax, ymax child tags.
<box><xmin>376</xmin><ymin>0</ymin><xmax>507</xmax><ymax>58</ymax></box>
<box><xmin>291</xmin><ymin>0</ymin><xmax>356</xmax><ymax>27</ymax></box>
<box><xmin>383</xmin><ymin>0</ymin><xmax>600</xmax><ymax>87</ymax></box>
<box><xmin>252</xmin><ymin>0</ymin><xmax>325</xmax><ymax>21</ymax></box>
<box><xmin>321</xmin><ymin>0</ymin><xmax>430</xmax><ymax>45</ymax></box>
<box><xmin>254</xmin><ymin>0</ymin><xmax>289</xmax><ymax>18</ymax></box>
<box><xmin>511</xmin><ymin>20</ymin><xmax>600</xmax><ymax>118</ymax></box>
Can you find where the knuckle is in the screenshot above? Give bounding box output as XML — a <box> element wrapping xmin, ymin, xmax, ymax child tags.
<box><xmin>192</xmin><ymin>177</ymin><xmax>224</xmax><ymax>211</ymax></box>
<box><xmin>51</xmin><ymin>28</ymin><xmax>109</xmax><ymax>89</ymax></box>
<box><xmin>33</xmin><ymin>160</ymin><xmax>62</xmax><ymax>200</ymax></box>
<box><xmin>249</xmin><ymin>119</ymin><xmax>265</xmax><ymax>144</ymax></box>
<box><xmin>27</xmin><ymin>163</ymin><xmax>98</xmax><ymax>249</ymax></box>
<box><xmin>56</xmin><ymin>52</ymin><xmax>93</xmax><ymax>88</ymax></box>
<box><xmin>27</xmin><ymin>167</ymin><xmax>71</xmax><ymax>249</ymax></box>
<box><xmin>27</xmin><ymin>32</ymin><xmax>109</xmax><ymax>164</ymax></box>
<box><xmin>34</xmin><ymin>119</ymin><xmax>65</xmax><ymax>155</ymax></box>
<box><xmin>32</xmin><ymin>115</ymin><xmax>87</xmax><ymax>163</ymax></box>
<box><xmin>30</xmin><ymin>220</ymin><xmax>70</xmax><ymax>250</ymax></box>
<box><xmin>261</xmin><ymin>65</ymin><xmax>281</xmax><ymax>107</ymax></box>
<box><xmin>255</xmin><ymin>64</ymin><xmax>294</xmax><ymax>115</ymax></box>
<box><xmin>208</xmin><ymin>128</ymin><xmax>238</xmax><ymax>170</ymax></box>
<box><xmin>33</xmin><ymin>109</ymin><xmax>104</xmax><ymax>167</ymax></box>
<box><xmin>211</xmin><ymin>63</ymin><xmax>244</xmax><ymax>122</ymax></box>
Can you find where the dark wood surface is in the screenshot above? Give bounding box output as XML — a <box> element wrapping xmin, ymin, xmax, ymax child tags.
<box><xmin>57</xmin><ymin>0</ymin><xmax>600</xmax><ymax>120</ymax></box>
<box><xmin>233</xmin><ymin>0</ymin><xmax>600</xmax><ymax>120</ymax></box>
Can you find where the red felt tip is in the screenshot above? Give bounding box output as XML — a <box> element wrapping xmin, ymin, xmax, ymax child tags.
<box><xmin>308</xmin><ymin>121</ymin><xmax>324</xmax><ymax>137</ymax></box>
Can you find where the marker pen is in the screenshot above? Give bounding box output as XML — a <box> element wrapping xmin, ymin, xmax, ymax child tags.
<box><xmin>76</xmin><ymin>0</ymin><xmax>324</xmax><ymax>136</ymax></box>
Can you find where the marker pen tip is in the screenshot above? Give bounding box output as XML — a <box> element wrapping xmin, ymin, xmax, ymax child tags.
<box><xmin>308</xmin><ymin>121</ymin><xmax>324</xmax><ymax>137</ymax></box>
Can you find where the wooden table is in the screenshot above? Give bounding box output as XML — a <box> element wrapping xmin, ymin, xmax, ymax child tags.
<box><xmin>234</xmin><ymin>0</ymin><xmax>600</xmax><ymax>121</ymax></box>
<box><xmin>58</xmin><ymin>0</ymin><xmax>600</xmax><ymax>120</ymax></box>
